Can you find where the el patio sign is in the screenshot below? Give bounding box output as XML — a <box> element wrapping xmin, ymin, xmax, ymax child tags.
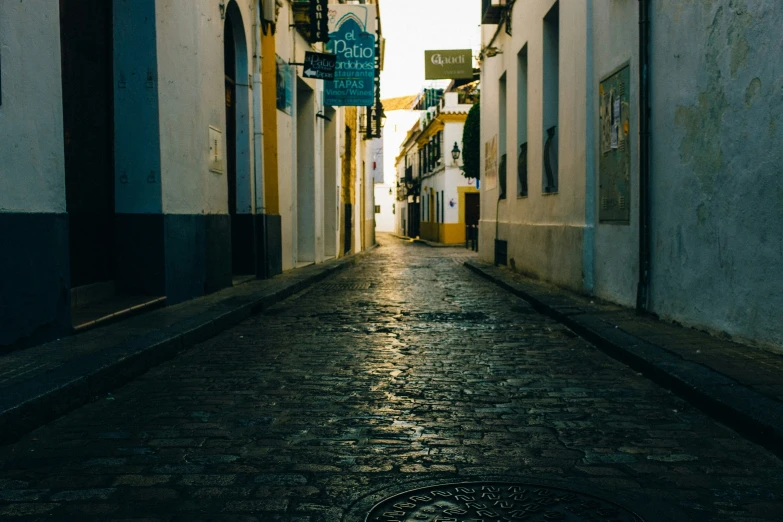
<box><xmin>324</xmin><ymin>4</ymin><xmax>377</xmax><ymax>106</ymax></box>
<box><xmin>424</xmin><ymin>49</ymin><xmax>473</xmax><ymax>80</ymax></box>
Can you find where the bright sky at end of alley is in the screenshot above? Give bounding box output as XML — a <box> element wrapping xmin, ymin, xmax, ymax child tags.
<box><xmin>380</xmin><ymin>0</ymin><xmax>481</xmax><ymax>99</ymax></box>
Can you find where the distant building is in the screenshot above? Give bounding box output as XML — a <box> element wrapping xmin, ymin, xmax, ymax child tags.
<box><xmin>375</xmin><ymin>95</ymin><xmax>419</xmax><ymax>233</ymax></box>
<box><xmin>395</xmin><ymin>84</ymin><xmax>479</xmax><ymax>244</ymax></box>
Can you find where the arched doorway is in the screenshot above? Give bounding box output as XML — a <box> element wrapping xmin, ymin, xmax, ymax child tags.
<box><xmin>224</xmin><ymin>2</ymin><xmax>254</xmax><ymax>278</ymax></box>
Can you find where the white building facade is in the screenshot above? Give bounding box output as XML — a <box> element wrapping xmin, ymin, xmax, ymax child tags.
<box><xmin>0</xmin><ymin>0</ymin><xmax>382</xmax><ymax>349</ymax></box>
<box><xmin>479</xmin><ymin>0</ymin><xmax>783</xmax><ymax>350</ymax></box>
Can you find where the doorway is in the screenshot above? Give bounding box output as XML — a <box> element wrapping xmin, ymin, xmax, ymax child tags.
<box><xmin>296</xmin><ymin>78</ymin><xmax>316</xmax><ymax>265</ymax></box>
<box><xmin>224</xmin><ymin>1</ymin><xmax>254</xmax><ymax>279</ymax></box>
<box><xmin>408</xmin><ymin>201</ymin><xmax>420</xmax><ymax>238</ymax></box>
<box><xmin>465</xmin><ymin>192</ymin><xmax>480</xmax><ymax>227</ymax></box>
<box><xmin>60</xmin><ymin>0</ymin><xmax>115</xmax><ymax>300</ymax></box>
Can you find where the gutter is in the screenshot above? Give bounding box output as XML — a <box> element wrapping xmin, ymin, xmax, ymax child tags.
<box><xmin>583</xmin><ymin>0</ymin><xmax>596</xmax><ymax>294</ymax></box>
<box><xmin>636</xmin><ymin>0</ymin><xmax>651</xmax><ymax>312</ymax></box>
<box><xmin>253</xmin><ymin>0</ymin><xmax>266</xmax><ymax>276</ymax></box>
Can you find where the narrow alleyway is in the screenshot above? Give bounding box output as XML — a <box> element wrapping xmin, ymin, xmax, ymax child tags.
<box><xmin>0</xmin><ymin>235</ymin><xmax>781</xmax><ymax>521</ymax></box>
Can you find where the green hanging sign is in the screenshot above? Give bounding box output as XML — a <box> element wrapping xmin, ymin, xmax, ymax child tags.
<box><xmin>324</xmin><ymin>5</ymin><xmax>377</xmax><ymax>107</ymax></box>
<box><xmin>424</xmin><ymin>49</ymin><xmax>473</xmax><ymax>80</ymax></box>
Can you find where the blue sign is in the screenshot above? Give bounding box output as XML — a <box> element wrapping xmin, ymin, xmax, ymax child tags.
<box><xmin>324</xmin><ymin>8</ymin><xmax>376</xmax><ymax>107</ymax></box>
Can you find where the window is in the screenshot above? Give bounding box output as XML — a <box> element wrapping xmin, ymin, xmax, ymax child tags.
<box><xmin>498</xmin><ymin>73</ymin><xmax>507</xmax><ymax>199</ymax></box>
<box><xmin>543</xmin><ymin>2</ymin><xmax>559</xmax><ymax>193</ymax></box>
<box><xmin>517</xmin><ymin>44</ymin><xmax>529</xmax><ymax>197</ymax></box>
<box><xmin>375</xmin><ymin>205</ymin><xmax>381</xmax><ymax>214</ymax></box>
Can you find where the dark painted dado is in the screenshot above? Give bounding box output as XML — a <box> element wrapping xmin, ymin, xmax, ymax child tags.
<box><xmin>115</xmin><ymin>214</ymin><xmax>166</xmax><ymax>297</ymax></box>
<box><xmin>232</xmin><ymin>213</ymin><xmax>255</xmax><ymax>275</ymax></box>
<box><xmin>164</xmin><ymin>214</ymin><xmax>232</xmax><ymax>303</ymax></box>
<box><xmin>164</xmin><ymin>215</ymin><xmax>206</xmax><ymax>303</ymax></box>
<box><xmin>204</xmin><ymin>215</ymin><xmax>232</xmax><ymax>295</ymax></box>
<box><xmin>0</xmin><ymin>213</ymin><xmax>71</xmax><ymax>350</ymax></box>
<box><xmin>256</xmin><ymin>213</ymin><xmax>282</xmax><ymax>278</ymax></box>
<box><xmin>2</xmin><ymin>212</ymin><xmax>238</xmax><ymax>349</ymax></box>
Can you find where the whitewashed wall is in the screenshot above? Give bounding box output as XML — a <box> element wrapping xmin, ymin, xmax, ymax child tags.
<box><xmin>480</xmin><ymin>0</ymin><xmax>588</xmax><ymax>289</ymax></box>
<box><xmin>154</xmin><ymin>0</ymin><xmax>255</xmax><ymax>215</ymax></box>
<box><xmin>0</xmin><ymin>0</ymin><xmax>65</xmax><ymax>213</ymax></box>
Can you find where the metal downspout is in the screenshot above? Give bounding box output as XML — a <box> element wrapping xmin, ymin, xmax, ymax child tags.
<box><xmin>583</xmin><ymin>0</ymin><xmax>596</xmax><ymax>294</ymax></box>
<box><xmin>252</xmin><ymin>0</ymin><xmax>266</xmax><ymax>277</ymax></box>
<box><xmin>636</xmin><ymin>0</ymin><xmax>651</xmax><ymax>312</ymax></box>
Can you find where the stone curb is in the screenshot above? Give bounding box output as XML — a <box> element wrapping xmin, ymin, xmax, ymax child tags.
<box><xmin>464</xmin><ymin>260</ymin><xmax>783</xmax><ymax>459</ymax></box>
<box><xmin>0</xmin><ymin>247</ymin><xmax>375</xmax><ymax>446</ymax></box>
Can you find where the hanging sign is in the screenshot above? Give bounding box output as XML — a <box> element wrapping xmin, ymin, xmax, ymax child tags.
<box><xmin>276</xmin><ymin>55</ymin><xmax>293</xmax><ymax>115</ymax></box>
<box><xmin>425</xmin><ymin>49</ymin><xmax>473</xmax><ymax>80</ymax></box>
<box><xmin>303</xmin><ymin>51</ymin><xmax>337</xmax><ymax>80</ymax></box>
<box><xmin>310</xmin><ymin>0</ymin><xmax>330</xmax><ymax>43</ymax></box>
<box><xmin>324</xmin><ymin>4</ymin><xmax>377</xmax><ymax>107</ymax></box>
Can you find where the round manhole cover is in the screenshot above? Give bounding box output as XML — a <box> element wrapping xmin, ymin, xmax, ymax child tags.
<box><xmin>365</xmin><ymin>482</ymin><xmax>643</xmax><ymax>521</ymax></box>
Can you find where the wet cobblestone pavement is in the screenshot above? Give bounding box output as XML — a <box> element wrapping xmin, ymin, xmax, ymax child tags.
<box><xmin>1</xmin><ymin>236</ymin><xmax>782</xmax><ymax>521</ymax></box>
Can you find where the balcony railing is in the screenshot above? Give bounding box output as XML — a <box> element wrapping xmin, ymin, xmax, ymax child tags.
<box><xmin>482</xmin><ymin>0</ymin><xmax>506</xmax><ymax>24</ymax></box>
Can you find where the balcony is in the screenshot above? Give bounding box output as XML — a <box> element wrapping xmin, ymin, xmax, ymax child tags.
<box><xmin>482</xmin><ymin>0</ymin><xmax>506</xmax><ymax>25</ymax></box>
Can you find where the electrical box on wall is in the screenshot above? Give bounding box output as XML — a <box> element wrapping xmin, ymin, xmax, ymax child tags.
<box><xmin>208</xmin><ymin>126</ymin><xmax>223</xmax><ymax>174</ymax></box>
<box><xmin>599</xmin><ymin>66</ymin><xmax>631</xmax><ymax>224</ymax></box>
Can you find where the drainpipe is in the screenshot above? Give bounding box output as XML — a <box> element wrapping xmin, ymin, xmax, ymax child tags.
<box><xmin>636</xmin><ymin>0</ymin><xmax>651</xmax><ymax>313</ymax></box>
<box><xmin>583</xmin><ymin>0</ymin><xmax>595</xmax><ymax>294</ymax></box>
<box><xmin>253</xmin><ymin>0</ymin><xmax>266</xmax><ymax>277</ymax></box>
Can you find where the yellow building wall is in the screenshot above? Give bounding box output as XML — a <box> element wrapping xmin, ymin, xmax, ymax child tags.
<box><xmin>418</xmin><ymin>186</ymin><xmax>479</xmax><ymax>244</ymax></box>
<box><xmin>261</xmin><ymin>27</ymin><xmax>279</xmax><ymax>214</ymax></box>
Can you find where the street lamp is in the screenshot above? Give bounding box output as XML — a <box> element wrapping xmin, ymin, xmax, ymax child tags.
<box><xmin>451</xmin><ymin>142</ymin><xmax>461</xmax><ymax>165</ymax></box>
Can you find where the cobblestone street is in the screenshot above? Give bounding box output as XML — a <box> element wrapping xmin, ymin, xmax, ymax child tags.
<box><xmin>1</xmin><ymin>236</ymin><xmax>782</xmax><ymax>521</ymax></box>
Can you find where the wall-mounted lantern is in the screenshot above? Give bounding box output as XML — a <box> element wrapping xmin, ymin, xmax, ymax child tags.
<box><xmin>451</xmin><ymin>142</ymin><xmax>461</xmax><ymax>165</ymax></box>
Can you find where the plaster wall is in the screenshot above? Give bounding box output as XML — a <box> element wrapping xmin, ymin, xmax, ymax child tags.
<box><xmin>648</xmin><ymin>0</ymin><xmax>783</xmax><ymax>348</ymax></box>
<box><xmin>367</xmin><ymin>138</ymin><xmax>384</xmax><ymax>184</ymax></box>
<box><xmin>383</xmin><ymin>110</ymin><xmax>421</xmax><ymax>184</ymax></box>
<box><xmin>295</xmin><ymin>77</ymin><xmax>321</xmax><ymax>265</ymax></box>
<box><xmin>324</xmin><ymin>107</ymin><xmax>340</xmax><ymax>258</ymax></box>
<box><xmin>443</xmin><ymin>122</ymin><xmax>467</xmax><ymax>224</ymax></box>
<box><xmin>385</xmin><ymin>109</ymin><xmax>420</xmax><ymax>237</ymax></box>
<box><xmin>154</xmin><ymin>0</ymin><xmax>255</xmax><ymax>215</ymax></box>
<box><xmin>374</xmin><ymin>184</ymin><xmax>395</xmax><ymax>232</ymax></box>
<box><xmin>479</xmin><ymin>0</ymin><xmax>588</xmax><ymax>289</ymax></box>
<box><xmin>276</xmin><ymin>5</ymin><xmax>296</xmax><ymax>270</ymax></box>
<box><xmin>591</xmin><ymin>0</ymin><xmax>640</xmax><ymax>306</ymax></box>
<box><xmin>364</xmin><ymin>160</ymin><xmax>375</xmax><ymax>248</ymax></box>
<box><xmin>394</xmin><ymin>159</ymin><xmax>407</xmax><ymax>235</ymax></box>
<box><xmin>0</xmin><ymin>0</ymin><xmax>66</xmax><ymax>213</ymax></box>
<box><xmin>356</xmin><ymin>115</ymin><xmax>367</xmax><ymax>251</ymax></box>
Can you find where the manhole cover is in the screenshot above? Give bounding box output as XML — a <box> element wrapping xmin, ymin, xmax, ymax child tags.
<box><xmin>365</xmin><ymin>482</ymin><xmax>642</xmax><ymax>521</ymax></box>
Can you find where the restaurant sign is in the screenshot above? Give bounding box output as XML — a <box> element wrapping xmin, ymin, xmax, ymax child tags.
<box><xmin>324</xmin><ymin>4</ymin><xmax>377</xmax><ymax>107</ymax></box>
<box><xmin>424</xmin><ymin>49</ymin><xmax>473</xmax><ymax>80</ymax></box>
<box><xmin>303</xmin><ymin>51</ymin><xmax>337</xmax><ymax>80</ymax></box>
<box><xmin>310</xmin><ymin>0</ymin><xmax>329</xmax><ymax>43</ymax></box>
